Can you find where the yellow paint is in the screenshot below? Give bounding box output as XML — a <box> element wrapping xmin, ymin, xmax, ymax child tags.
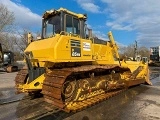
<box><xmin>17</xmin><ymin>74</ymin><xmax>45</xmax><ymax>92</ymax></box>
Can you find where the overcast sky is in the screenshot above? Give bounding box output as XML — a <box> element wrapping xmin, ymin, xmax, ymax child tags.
<box><xmin>0</xmin><ymin>0</ymin><xmax>160</xmax><ymax>48</ymax></box>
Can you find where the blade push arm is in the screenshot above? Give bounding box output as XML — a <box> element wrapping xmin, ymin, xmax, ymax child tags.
<box><xmin>108</xmin><ymin>31</ymin><xmax>120</xmax><ymax>60</ymax></box>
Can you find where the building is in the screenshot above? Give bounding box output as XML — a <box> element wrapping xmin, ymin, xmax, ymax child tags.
<box><xmin>150</xmin><ymin>46</ymin><xmax>160</xmax><ymax>61</ymax></box>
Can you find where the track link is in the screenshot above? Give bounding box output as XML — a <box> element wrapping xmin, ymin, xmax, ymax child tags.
<box><xmin>42</xmin><ymin>64</ymin><xmax>127</xmax><ymax>112</ymax></box>
<box><xmin>66</xmin><ymin>89</ymin><xmax>125</xmax><ymax>112</ymax></box>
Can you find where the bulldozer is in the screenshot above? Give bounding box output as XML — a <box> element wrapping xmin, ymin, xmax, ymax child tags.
<box><xmin>0</xmin><ymin>43</ymin><xmax>18</xmax><ymax>72</ymax></box>
<box><xmin>15</xmin><ymin>8</ymin><xmax>151</xmax><ymax>112</ymax></box>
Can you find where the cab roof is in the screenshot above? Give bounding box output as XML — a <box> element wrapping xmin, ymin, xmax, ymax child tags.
<box><xmin>42</xmin><ymin>7</ymin><xmax>87</xmax><ymax>19</ymax></box>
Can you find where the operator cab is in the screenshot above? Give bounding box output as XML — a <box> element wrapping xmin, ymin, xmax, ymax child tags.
<box><xmin>0</xmin><ymin>44</ymin><xmax>14</xmax><ymax>66</ymax></box>
<box><xmin>42</xmin><ymin>8</ymin><xmax>87</xmax><ymax>39</ymax></box>
<box><xmin>3</xmin><ymin>51</ymin><xmax>14</xmax><ymax>66</ymax></box>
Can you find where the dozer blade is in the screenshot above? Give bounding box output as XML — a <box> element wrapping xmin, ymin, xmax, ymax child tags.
<box><xmin>125</xmin><ymin>64</ymin><xmax>152</xmax><ymax>87</ymax></box>
<box><xmin>145</xmin><ymin>68</ymin><xmax>152</xmax><ymax>85</ymax></box>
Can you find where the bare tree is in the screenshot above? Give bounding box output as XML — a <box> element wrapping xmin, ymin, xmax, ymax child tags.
<box><xmin>0</xmin><ymin>3</ymin><xmax>14</xmax><ymax>32</ymax></box>
<box><xmin>120</xmin><ymin>44</ymin><xmax>149</xmax><ymax>60</ymax></box>
<box><xmin>13</xmin><ymin>29</ymin><xmax>29</xmax><ymax>52</ymax></box>
<box><xmin>123</xmin><ymin>44</ymin><xmax>135</xmax><ymax>58</ymax></box>
<box><xmin>138</xmin><ymin>46</ymin><xmax>150</xmax><ymax>58</ymax></box>
<box><xmin>0</xmin><ymin>3</ymin><xmax>15</xmax><ymax>50</ymax></box>
<box><xmin>0</xmin><ymin>4</ymin><xmax>26</xmax><ymax>60</ymax></box>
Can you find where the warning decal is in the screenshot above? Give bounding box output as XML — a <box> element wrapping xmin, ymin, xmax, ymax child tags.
<box><xmin>83</xmin><ymin>42</ymin><xmax>90</xmax><ymax>51</ymax></box>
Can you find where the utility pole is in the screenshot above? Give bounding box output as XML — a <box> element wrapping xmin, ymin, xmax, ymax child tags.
<box><xmin>134</xmin><ymin>40</ymin><xmax>138</xmax><ymax>61</ymax></box>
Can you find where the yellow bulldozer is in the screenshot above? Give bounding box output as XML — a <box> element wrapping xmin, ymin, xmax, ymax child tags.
<box><xmin>15</xmin><ymin>8</ymin><xmax>151</xmax><ymax>112</ymax></box>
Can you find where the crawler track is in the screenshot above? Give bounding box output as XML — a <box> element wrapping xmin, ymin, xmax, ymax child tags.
<box><xmin>64</xmin><ymin>89</ymin><xmax>125</xmax><ymax>112</ymax></box>
<box><xmin>42</xmin><ymin>64</ymin><xmax>128</xmax><ymax>112</ymax></box>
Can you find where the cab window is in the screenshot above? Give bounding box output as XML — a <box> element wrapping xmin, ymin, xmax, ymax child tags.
<box><xmin>65</xmin><ymin>15</ymin><xmax>80</xmax><ymax>35</ymax></box>
<box><xmin>44</xmin><ymin>15</ymin><xmax>60</xmax><ymax>38</ymax></box>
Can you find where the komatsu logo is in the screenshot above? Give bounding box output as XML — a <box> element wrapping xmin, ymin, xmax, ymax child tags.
<box><xmin>72</xmin><ymin>52</ymin><xmax>81</xmax><ymax>57</ymax></box>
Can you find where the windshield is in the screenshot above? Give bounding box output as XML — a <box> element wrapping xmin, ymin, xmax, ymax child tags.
<box><xmin>44</xmin><ymin>15</ymin><xmax>60</xmax><ymax>38</ymax></box>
